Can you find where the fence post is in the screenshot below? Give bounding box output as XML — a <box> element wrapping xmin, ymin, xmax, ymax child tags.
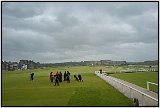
<box><xmin>147</xmin><ymin>81</ymin><xmax>149</xmax><ymax>91</ymax></box>
<box><xmin>130</xmin><ymin>88</ymin><xmax>132</xmax><ymax>98</ymax></box>
<box><xmin>115</xmin><ymin>81</ymin><xmax>117</xmax><ymax>89</ymax></box>
<box><xmin>141</xmin><ymin>94</ymin><xmax>144</xmax><ymax>106</ymax></box>
<box><xmin>122</xmin><ymin>84</ymin><xmax>123</xmax><ymax>93</ymax></box>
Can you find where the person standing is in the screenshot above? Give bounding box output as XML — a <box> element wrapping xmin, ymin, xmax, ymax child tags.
<box><xmin>100</xmin><ymin>69</ymin><xmax>102</xmax><ymax>74</ymax></box>
<box><xmin>67</xmin><ymin>71</ymin><xmax>70</xmax><ymax>83</ymax></box>
<box><xmin>54</xmin><ymin>71</ymin><xmax>59</xmax><ymax>86</ymax></box>
<box><xmin>64</xmin><ymin>71</ymin><xmax>67</xmax><ymax>81</ymax></box>
<box><xmin>30</xmin><ymin>73</ymin><xmax>34</xmax><ymax>81</ymax></box>
<box><xmin>50</xmin><ymin>72</ymin><xmax>53</xmax><ymax>82</ymax></box>
<box><xmin>59</xmin><ymin>71</ymin><xmax>62</xmax><ymax>82</ymax></box>
<box><xmin>133</xmin><ymin>98</ymin><xmax>139</xmax><ymax>106</ymax></box>
<box><xmin>56</xmin><ymin>71</ymin><xmax>59</xmax><ymax>78</ymax></box>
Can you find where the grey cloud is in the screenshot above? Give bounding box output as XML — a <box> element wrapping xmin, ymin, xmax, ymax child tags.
<box><xmin>2</xmin><ymin>2</ymin><xmax>42</xmax><ymax>18</ymax></box>
<box><xmin>2</xmin><ymin>2</ymin><xmax>158</xmax><ymax>63</ymax></box>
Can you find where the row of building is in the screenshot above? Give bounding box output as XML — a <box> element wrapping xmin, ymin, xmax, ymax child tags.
<box><xmin>2</xmin><ymin>60</ymin><xmax>40</xmax><ymax>71</ymax></box>
<box><xmin>2</xmin><ymin>59</ymin><xmax>157</xmax><ymax>71</ymax></box>
<box><xmin>39</xmin><ymin>60</ymin><xmax>158</xmax><ymax>67</ymax></box>
<box><xmin>52</xmin><ymin>60</ymin><xmax>127</xmax><ymax>67</ymax></box>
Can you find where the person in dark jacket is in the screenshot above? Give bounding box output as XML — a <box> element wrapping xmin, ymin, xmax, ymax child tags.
<box><xmin>64</xmin><ymin>71</ymin><xmax>67</xmax><ymax>81</ymax></box>
<box><xmin>66</xmin><ymin>71</ymin><xmax>70</xmax><ymax>83</ymax></box>
<box><xmin>54</xmin><ymin>72</ymin><xmax>59</xmax><ymax>86</ymax></box>
<box><xmin>30</xmin><ymin>73</ymin><xmax>34</xmax><ymax>81</ymax></box>
<box><xmin>59</xmin><ymin>71</ymin><xmax>62</xmax><ymax>82</ymax></box>
<box><xmin>133</xmin><ymin>98</ymin><xmax>139</xmax><ymax>106</ymax></box>
<box><xmin>100</xmin><ymin>69</ymin><xmax>102</xmax><ymax>74</ymax></box>
<box><xmin>54</xmin><ymin>75</ymin><xmax>59</xmax><ymax>86</ymax></box>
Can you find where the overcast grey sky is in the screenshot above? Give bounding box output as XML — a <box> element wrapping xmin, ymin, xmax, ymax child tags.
<box><xmin>2</xmin><ymin>2</ymin><xmax>158</xmax><ymax>63</ymax></box>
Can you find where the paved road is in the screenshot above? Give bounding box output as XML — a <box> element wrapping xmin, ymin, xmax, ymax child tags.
<box><xmin>95</xmin><ymin>71</ymin><xmax>158</xmax><ymax>106</ymax></box>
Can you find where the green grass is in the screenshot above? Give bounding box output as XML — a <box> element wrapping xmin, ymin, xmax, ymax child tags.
<box><xmin>2</xmin><ymin>66</ymin><xmax>132</xmax><ymax>106</ymax></box>
<box><xmin>110</xmin><ymin>72</ymin><xmax>158</xmax><ymax>93</ymax></box>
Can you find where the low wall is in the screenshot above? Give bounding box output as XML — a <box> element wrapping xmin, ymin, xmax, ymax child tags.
<box><xmin>95</xmin><ymin>71</ymin><xmax>158</xmax><ymax>106</ymax></box>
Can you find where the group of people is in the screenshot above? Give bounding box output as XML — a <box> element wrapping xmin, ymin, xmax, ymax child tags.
<box><xmin>30</xmin><ymin>71</ymin><xmax>83</xmax><ymax>86</ymax></box>
<box><xmin>50</xmin><ymin>71</ymin><xmax>71</xmax><ymax>86</ymax></box>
